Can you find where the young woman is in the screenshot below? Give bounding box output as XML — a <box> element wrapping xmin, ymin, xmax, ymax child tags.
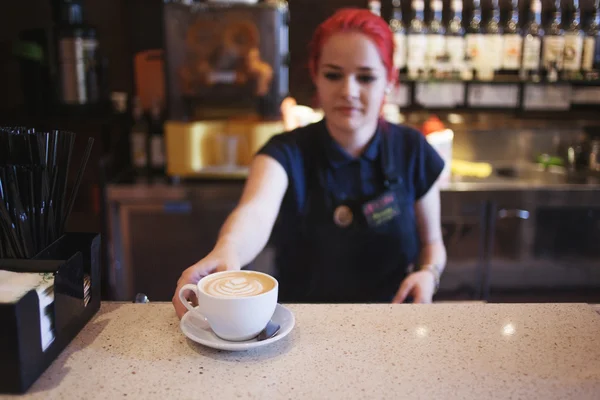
<box><xmin>173</xmin><ymin>9</ymin><xmax>446</xmax><ymax>318</ymax></box>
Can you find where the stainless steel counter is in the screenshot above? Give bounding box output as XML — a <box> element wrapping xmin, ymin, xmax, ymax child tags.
<box><xmin>107</xmin><ymin>172</ymin><xmax>600</xmax><ymax>194</ymax></box>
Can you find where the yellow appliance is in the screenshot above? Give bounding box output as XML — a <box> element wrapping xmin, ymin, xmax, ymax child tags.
<box><xmin>164</xmin><ymin>117</ymin><xmax>285</xmax><ymax>179</ymax></box>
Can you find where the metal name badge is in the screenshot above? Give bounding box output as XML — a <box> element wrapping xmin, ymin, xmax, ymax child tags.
<box><xmin>333</xmin><ymin>205</ymin><xmax>353</xmax><ymax>228</ymax></box>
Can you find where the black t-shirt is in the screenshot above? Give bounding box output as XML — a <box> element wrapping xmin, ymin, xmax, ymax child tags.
<box><xmin>257</xmin><ymin>119</ymin><xmax>445</xmax><ymax>302</ymax></box>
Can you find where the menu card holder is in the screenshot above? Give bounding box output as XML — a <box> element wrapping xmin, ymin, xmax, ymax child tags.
<box><xmin>0</xmin><ymin>232</ymin><xmax>101</xmax><ymax>394</ymax></box>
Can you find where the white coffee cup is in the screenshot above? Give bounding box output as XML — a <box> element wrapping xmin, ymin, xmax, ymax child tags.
<box><xmin>179</xmin><ymin>270</ymin><xmax>278</xmax><ymax>341</ymax></box>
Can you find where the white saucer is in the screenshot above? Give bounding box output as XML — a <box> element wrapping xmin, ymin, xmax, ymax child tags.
<box><xmin>180</xmin><ymin>303</ymin><xmax>295</xmax><ymax>351</ymax></box>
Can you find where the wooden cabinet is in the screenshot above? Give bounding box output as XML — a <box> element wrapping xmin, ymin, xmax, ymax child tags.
<box><xmin>105</xmin><ymin>181</ymin><xmax>489</xmax><ymax>302</ymax></box>
<box><xmin>105</xmin><ymin>181</ymin><xmax>261</xmax><ymax>301</ymax></box>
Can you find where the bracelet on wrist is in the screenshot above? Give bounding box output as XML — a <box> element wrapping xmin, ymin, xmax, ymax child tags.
<box><xmin>418</xmin><ymin>264</ymin><xmax>441</xmax><ymax>293</ymax></box>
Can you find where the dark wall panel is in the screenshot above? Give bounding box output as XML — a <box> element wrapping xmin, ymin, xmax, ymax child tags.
<box><xmin>0</xmin><ymin>0</ymin><xmax>598</xmax><ymax>110</ymax></box>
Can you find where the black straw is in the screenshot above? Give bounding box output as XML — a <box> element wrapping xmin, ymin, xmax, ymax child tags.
<box><xmin>0</xmin><ymin>127</ymin><xmax>94</xmax><ymax>259</ymax></box>
<box><xmin>62</xmin><ymin>137</ymin><xmax>94</xmax><ymax>233</ymax></box>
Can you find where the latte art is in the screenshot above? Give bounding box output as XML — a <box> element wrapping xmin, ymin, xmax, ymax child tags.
<box><xmin>202</xmin><ymin>274</ymin><xmax>272</xmax><ymax>298</ymax></box>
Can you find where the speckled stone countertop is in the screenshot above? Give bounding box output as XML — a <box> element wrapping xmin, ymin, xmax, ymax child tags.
<box><xmin>2</xmin><ymin>303</ymin><xmax>600</xmax><ymax>400</ymax></box>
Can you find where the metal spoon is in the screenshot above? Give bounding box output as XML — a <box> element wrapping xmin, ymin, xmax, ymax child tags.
<box><xmin>134</xmin><ymin>293</ymin><xmax>149</xmax><ymax>303</ymax></box>
<box><xmin>257</xmin><ymin>320</ymin><xmax>280</xmax><ymax>341</ymax></box>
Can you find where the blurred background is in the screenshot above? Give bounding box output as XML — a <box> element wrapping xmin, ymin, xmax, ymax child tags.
<box><xmin>0</xmin><ymin>0</ymin><xmax>599</xmax><ymax>305</ymax></box>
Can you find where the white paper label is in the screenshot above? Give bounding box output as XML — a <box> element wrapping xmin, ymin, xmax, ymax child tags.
<box><xmin>483</xmin><ymin>35</ymin><xmax>504</xmax><ymax>70</ymax></box>
<box><xmin>426</xmin><ymin>35</ymin><xmax>446</xmax><ymax>70</ymax></box>
<box><xmin>468</xmin><ymin>84</ymin><xmax>519</xmax><ymax>108</ymax></box>
<box><xmin>523</xmin><ymin>84</ymin><xmax>572</xmax><ymax>110</ymax></box>
<box><xmin>542</xmin><ymin>36</ymin><xmax>565</xmax><ymax>70</ymax></box>
<box><xmin>582</xmin><ymin>37</ymin><xmax>596</xmax><ymax>71</ymax></box>
<box><xmin>466</xmin><ymin>34</ymin><xmax>484</xmax><ymax>69</ymax></box>
<box><xmin>416</xmin><ymin>83</ymin><xmax>464</xmax><ymax>108</ymax></box>
<box><xmin>59</xmin><ymin>37</ymin><xmax>86</xmax><ymax>104</ymax></box>
<box><xmin>563</xmin><ymin>34</ymin><xmax>583</xmax><ymax>71</ymax></box>
<box><xmin>151</xmin><ymin>136</ymin><xmax>165</xmax><ymax>167</ymax></box>
<box><xmin>446</xmin><ymin>36</ymin><xmax>466</xmax><ymax>71</ymax></box>
<box><xmin>522</xmin><ymin>36</ymin><xmax>541</xmax><ymax>70</ymax></box>
<box><xmin>502</xmin><ymin>34</ymin><xmax>523</xmax><ymax>70</ymax></box>
<box><xmin>394</xmin><ymin>32</ymin><xmax>407</xmax><ymax>69</ymax></box>
<box><xmin>131</xmin><ymin>132</ymin><xmax>147</xmax><ymax>167</ymax></box>
<box><xmin>571</xmin><ymin>87</ymin><xmax>600</xmax><ymax>104</ymax></box>
<box><xmin>407</xmin><ymin>35</ymin><xmax>427</xmax><ymax>70</ymax></box>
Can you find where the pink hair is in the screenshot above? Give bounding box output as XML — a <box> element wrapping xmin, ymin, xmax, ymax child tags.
<box><xmin>308</xmin><ymin>8</ymin><xmax>397</xmax><ymax>84</ymax></box>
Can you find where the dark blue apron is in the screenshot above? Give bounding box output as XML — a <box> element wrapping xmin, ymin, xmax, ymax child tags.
<box><xmin>276</xmin><ymin>123</ymin><xmax>419</xmax><ymax>303</ymax></box>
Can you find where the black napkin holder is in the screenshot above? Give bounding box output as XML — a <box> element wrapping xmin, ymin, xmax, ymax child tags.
<box><xmin>0</xmin><ymin>232</ymin><xmax>101</xmax><ymax>394</ymax></box>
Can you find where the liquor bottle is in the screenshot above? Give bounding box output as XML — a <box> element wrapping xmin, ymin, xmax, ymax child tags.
<box><xmin>390</xmin><ymin>0</ymin><xmax>407</xmax><ymax>75</ymax></box>
<box><xmin>54</xmin><ymin>0</ymin><xmax>100</xmax><ymax>105</ymax></box>
<box><xmin>521</xmin><ymin>0</ymin><xmax>543</xmax><ymax>82</ymax></box>
<box><xmin>148</xmin><ymin>99</ymin><xmax>166</xmax><ymax>177</ymax></box>
<box><xmin>368</xmin><ymin>0</ymin><xmax>382</xmax><ymax>16</ymax></box>
<box><xmin>426</xmin><ymin>0</ymin><xmax>446</xmax><ymax>79</ymax></box>
<box><xmin>562</xmin><ymin>0</ymin><xmax>584</xmax><ymax>80</ymax></box>
<box><xmin>465</xmin><ymin>0</ymin><xmax>484</xmax><ymax>80</ymax></box>
<box><xmin>543</xmin><ymin>0</ymin><xmax>564</xmax><ymax>82</ymax></box>
<box><xmin>500</xmin><ymin>0</ymin><xmax>522</xmax><ymax>77</ymax></box>
<box><xmin>582</xmin><ymin>0</ymin><xmax>600</xmax><ymax>80</ymax></box>
<box><xmin>130</xmin><ymin>97</ymin><xmax>149</xmax><ymax>175</ymax></box>
<box><xmin>407</xmin><ymin>0</ymin><xmax>428</xmax><ymax>79</ymax></box>
<box><xmin>446</xmin><ymin>0</ymin><xmax>466</xmax><ymax>80</ymax></box>
<box><xmin>481</xmin><ymin>0</ymin><xmax>503</xmax><ymax>80</ymax></box>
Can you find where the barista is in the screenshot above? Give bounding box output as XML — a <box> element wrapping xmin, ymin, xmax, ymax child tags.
<box><xmin>173</xmin><ymin>9</ymin><xmax>446</xmax><ymax>317</ymax></box>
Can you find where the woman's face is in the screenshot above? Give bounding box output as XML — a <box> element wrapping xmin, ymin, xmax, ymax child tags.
<box><xmin>314</xmin><ymin>31</ymin><xmax>390</xmax><ymax>134</ymax></box>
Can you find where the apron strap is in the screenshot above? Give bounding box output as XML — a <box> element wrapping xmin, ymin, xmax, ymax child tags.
<box><xmin>379</xmin><ymin>121</ymin><xmax>402</xmax><ymax>188</ymax></box>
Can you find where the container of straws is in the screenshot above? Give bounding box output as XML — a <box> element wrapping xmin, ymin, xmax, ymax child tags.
<box><xmin>0</xmin><ymin>127</ymin><xmax>101</xmax><ymax>394</ymax></box>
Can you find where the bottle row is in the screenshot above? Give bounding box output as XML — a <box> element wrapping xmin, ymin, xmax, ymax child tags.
<box><xmin>369</xmin><ymin>0</ymin><xmax>600</xmax><ymax>82</ymax></box>
<box><xmin>127</xmin><ymin>97</ymin><xmax>167</xmax><ymax>177</ymax></box>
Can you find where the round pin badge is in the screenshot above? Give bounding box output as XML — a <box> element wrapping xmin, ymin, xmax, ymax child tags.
<box><xmin>333</xmin><ymin>205</ymin><xmax>353</xmax><ymax>228</ymax></box>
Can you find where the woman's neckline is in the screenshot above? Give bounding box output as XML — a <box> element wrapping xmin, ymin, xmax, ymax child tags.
<box><xmin>323</xmin><ymin>118</ymin><xmax>379</xmax><ymax>159</ymax></box>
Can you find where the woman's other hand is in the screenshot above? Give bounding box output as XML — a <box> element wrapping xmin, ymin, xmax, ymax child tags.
<box><xmin>392</xmin><ymin>270</ymin><xmax>436</xmax><ymax>304</ymax></box>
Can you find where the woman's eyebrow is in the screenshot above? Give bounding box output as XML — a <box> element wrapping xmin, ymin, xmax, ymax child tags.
<box><xmin>322</xmin><ymin>64</ymin><xmax>376</xmax><ymax>72</ymax></box>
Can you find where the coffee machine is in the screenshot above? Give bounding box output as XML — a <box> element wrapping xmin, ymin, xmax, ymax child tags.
<box><xmin>162</xmin><ymin>0</ymin><xmax>290</xmax><ymax>178</ymax></box>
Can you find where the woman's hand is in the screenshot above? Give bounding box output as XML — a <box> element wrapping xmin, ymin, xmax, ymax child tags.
<box><xmin>172</xmin><ymin>246</ymin><xmax>241</xmax><ymax>319</ymax></box>
<box><xmin>392</xmin><ymin>270</ymin><xmax>436</xmax><ymax>304</ymax></box>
